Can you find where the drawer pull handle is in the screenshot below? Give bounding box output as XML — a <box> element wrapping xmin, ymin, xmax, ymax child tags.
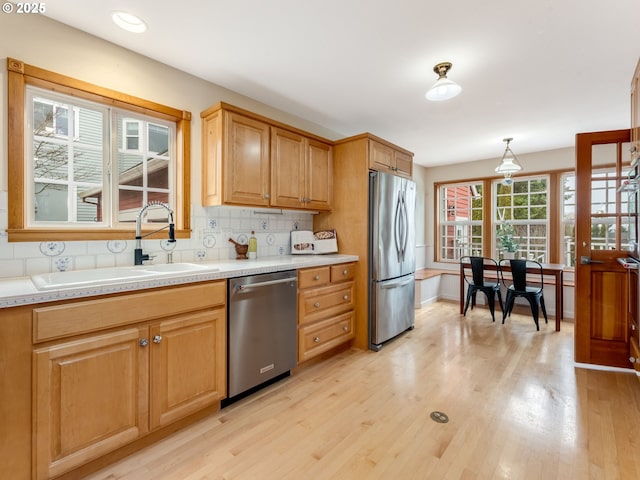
<box><xmin>314</xmin><ymin>274</ymin><xmax>320</xmax><ymax>280</ymax></box>
<box><xmin>343</xmin><ymin>269</ymin><xmax>348</xmax><ymax>275</ymax></box>
<box><xmin>314</xmin><ymin>336</ymin><xmax>320</xmax><ymax>343</ymax></box>
<box><xmin>153</xmin><ymin>335</ymin><xmax>163</xmax><ymax>344</ymax></box>
<box><xmin>631</xmin><ymin>357</ymin><xmax>636</xmax><ymax>363</ymax></box>
<box><xmin>314</xmin><ymin>302</ymin><xmax>320</xmax><ymax>308</ymax></box>
<box><xmin>343</xmin><ymin>295</ymin><xmax>349</xmax><ymax>301</ymax></box>
<box><xmin>632</xmin><ymin>324</ymin><xmax>636</xmax><ymax>331</ymax></box>
<box><xmin>342</xmin><ymin>325</ymin><xmax>348</xmax><ymax>331</ymax></box>
<box><xmin>139</xmin><ymin>338</ymin><xmax>149</xmax><ymax>347</ymax></box>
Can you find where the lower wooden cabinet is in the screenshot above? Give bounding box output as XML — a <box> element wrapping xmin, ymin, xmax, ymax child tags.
<box><xmin>31</xmin><ymin>282</ymin><xmax>226</xmax><ymax>480</ymax></box>
<box><xmin>297</xmin><ymin>262</ymin><xmax>356</xmax><ymax>363</ymax></box>
<box><xmin>33</xmin><ymin>327</ymin><xmax>149</xmax><ymax>480</ymax></box>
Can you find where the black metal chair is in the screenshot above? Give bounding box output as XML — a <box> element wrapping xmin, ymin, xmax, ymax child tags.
<box><xmin>460</xmin><ymin>256</ymin><xmax>503</xmax><ymax>322</ymax></box>
<box><xmin>499</xmin><ymin>258</ymin><xmax>548</xmax><ymax>330</ymax></box>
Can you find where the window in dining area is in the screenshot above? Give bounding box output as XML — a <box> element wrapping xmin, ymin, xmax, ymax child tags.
<box><xmin>494</xmin><ymin>176</ymin><xmax>549</xmax><ymax>262</ymax></box>
<box><xmin>438</xmin><ymin>182</ymin><xmax>484</xmax><ymax>260</ymax></box>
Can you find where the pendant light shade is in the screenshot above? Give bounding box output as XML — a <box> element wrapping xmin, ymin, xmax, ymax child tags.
<box><xmin>426</xmin><ymin>62</ymin><xmax>462</xmax><ymax>101</ymax></box>
<box><xmin>495</xmin><ymin>137</ymin><xmax>522</xmax><ymax>177</ymax></box>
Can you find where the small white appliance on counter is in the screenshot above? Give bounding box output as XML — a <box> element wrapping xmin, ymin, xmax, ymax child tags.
<box><xmin>291</xmin><ymin>229</ymin><xmax>338</xmax><ymax>254</ymax></box>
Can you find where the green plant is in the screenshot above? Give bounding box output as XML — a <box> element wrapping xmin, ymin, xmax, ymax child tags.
<box><xmin>497</xmin><ymin>222</ymin><xmax>520</xmax><ymax>253</ymax></box>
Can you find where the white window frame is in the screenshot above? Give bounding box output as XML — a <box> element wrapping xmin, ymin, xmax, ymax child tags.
<box><xmin>438</xmin><ymin>181</ymin><xmax>484</xmax><ymax>262</ymax></box>
<box><xmin>493</xmin><ymin>175</ymin><xmax>549</xmax><ymax>262</ymax></box>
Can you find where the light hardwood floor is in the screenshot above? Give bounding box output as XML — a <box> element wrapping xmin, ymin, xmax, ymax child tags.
<box><xmin>85</xmin><ymin>302</ymin><xmax>640</xmax><ymax>480</ymax></box>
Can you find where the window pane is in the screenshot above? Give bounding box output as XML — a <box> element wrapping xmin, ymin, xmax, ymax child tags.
<box><xmin>148</xmin><ymin>123</ymin><xmax>169</xmax><ymax>155</ymax></box>
<box><xmin>147</xmin><ymin>159</ymin><xmax>169</xmax><ymax>189</ymax></box>
<box><xmin>438</xmin><ymin>182</ymin><xmax>483</xmax><ymax>261</ymax></box>
<box><xmin>34</xmin><ymin>183</ymin><xmax>68</xmax><ymax>221</ymax></box>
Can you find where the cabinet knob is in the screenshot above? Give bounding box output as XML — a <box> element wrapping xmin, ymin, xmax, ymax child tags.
<box><xmin>314</xmin><ymin>336</ymin><xmax>320</xmax><ymax>343</ymax></box>
<box><xmin>343</xmin><ymin>269</ymin><xmax>348</xmax><ymax>275</ymax></box>
<box><xmin>343</xmin><ymin>295</ymin><xmax>349</xmax><ymax>301</ymax></box>
<box><xmin>153</xmin><ymin>335</ymin><xmax>163</xmax><ymax>344</ymax></box>
<box><xmin>342</xmin><ymin>325</ymin><xmax>348</xmax><ymax>331</ymax></box>
<box><xmin>632</xmin><ymin>324</ymin><xmax>636</xmax><ymax>331</ymax></box>
<box><xmin>314</xmin><ymin>302</ymin><xmax>320</xmax><ymax>308</ymax></box>
<box><xmin>139</xmin><ymin>338</ymin><xmax>149</xmax><ymax>347</ymax></box>
<box><xmin>314</xmin><ymin>274</ymin><xmax>320</xmax><ymax>280</ymax></box>
<box><xmin>631</xmin><ymin>356</ymin><xmax>637</xmax><ymax>363</ymax></box>
<box><xmin>264</xmin><ymin>193</ymin><xmax>270</xmax><ymax>199</ymax></box>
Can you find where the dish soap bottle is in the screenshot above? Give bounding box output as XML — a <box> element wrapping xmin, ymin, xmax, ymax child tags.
<box><xmin>248</xmin><ymin>231</ymin><xmax>257</xmax><ymax>259</ymax></box>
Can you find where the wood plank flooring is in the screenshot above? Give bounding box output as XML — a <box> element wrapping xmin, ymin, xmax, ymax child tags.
<box><xmin>85</xmin><ymin>302</ymin><xmax>640</xmax><ymax>480</ymax></box>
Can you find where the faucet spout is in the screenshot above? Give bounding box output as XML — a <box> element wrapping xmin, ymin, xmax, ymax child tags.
<box><xmin>134</xmin><ymin>201</ymin><xmax>175</xmax><ymax>265</ymax></box>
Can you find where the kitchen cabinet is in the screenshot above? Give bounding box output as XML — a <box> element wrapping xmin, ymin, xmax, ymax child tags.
<box><xmin>271</xmin><ymin>127</ymin><xmax>333</xmax><ymax>211</ymax></box>
<box><xmin>628</xmin><ymin>266</ymin><xmax>640</xmax><ymax>371</ymax></box>
<box><xmin>369</xmin><ymin>137</ymin><xmax>413</xmax><ymax>178</ymax></box>
<box><xmin>297</xmin><ymin>262</ymin><xmax>356</xmax><ymax>363</ymax></box>
<box><xmin>31</xmin><ymin>281</ymin><xmax>226</xmax><ymax>480</ymax></box>
<box><xmin>314</xmin><ymin>133</ymin><xmax>413</xmax><ymax>349</ymax></box>
<box><xmin>201</xmin><ymin>102</ymin><xmax>333</xmax><ymax>211</ymax></box>
<box><xmin>632</xmin><ymin>59</ymin><xmax>640</xmax><ymax>165</ymax></box>
<box><xmin>201</xmin><ymin>107</ymin><xmax>271</xmax><ymax>207</ymax></box>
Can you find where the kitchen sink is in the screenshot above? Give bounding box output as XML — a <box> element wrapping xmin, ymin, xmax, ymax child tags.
<box><xmin>31</xmin><ymin>263</ymin><xmax>216</xmax><ymax>290</ymax></box>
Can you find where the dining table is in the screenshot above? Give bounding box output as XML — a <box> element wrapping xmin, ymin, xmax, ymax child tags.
<box><xmin>459</xmin><ymin>260</ymin><xmax>565</xmax><ymax>331</ymax></box>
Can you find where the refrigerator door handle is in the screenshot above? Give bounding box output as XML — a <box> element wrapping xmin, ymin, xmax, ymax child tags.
<box><xmin>400</xmin><ymin>191</ymin><xmax>408</xmax><ymax>261</ymax></box>
<box><xmin>394</xmin><ymin>191</ymin><xmax>402</xmax><ymax>263</ymax></box>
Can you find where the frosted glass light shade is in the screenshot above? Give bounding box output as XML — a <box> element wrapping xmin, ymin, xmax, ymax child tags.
<box><xmin>425</xmin><ymin>78</ymin><xmax>462</xmax><ymax>101</ymax></box>
<box><xmin>494</xmin><ymin>152</ymin><xmax>522</xmax><ymax>174</ymax></box>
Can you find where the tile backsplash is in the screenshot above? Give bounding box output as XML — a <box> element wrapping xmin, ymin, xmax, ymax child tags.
<box><xmin>0</xmin><ymin>193</ymin><xmax>314</xmax><ymax>279</ymax></box>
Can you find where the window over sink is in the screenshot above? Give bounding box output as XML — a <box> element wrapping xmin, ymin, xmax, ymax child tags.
<box><xmin>6</xmin><ymin>58</ymin><xmax>191</xmax><ymax>242</ymax></box>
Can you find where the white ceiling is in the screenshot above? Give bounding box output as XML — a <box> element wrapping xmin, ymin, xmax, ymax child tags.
<box><xmin>43</xmin><ymin>0</ymin><xmax>640</xmax><ymax>167</ymax></box>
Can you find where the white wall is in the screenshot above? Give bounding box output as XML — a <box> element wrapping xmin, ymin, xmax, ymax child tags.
<box><xmin>0</xmin><ymin>13</ymin><xmax>342</xmax><ymax>278</ymax></box>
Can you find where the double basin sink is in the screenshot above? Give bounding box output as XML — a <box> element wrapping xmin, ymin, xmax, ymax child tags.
<box><xmin>31</xmin><ymin>263</ymin><xmax>217</xmax><ymax>291</ymax></box>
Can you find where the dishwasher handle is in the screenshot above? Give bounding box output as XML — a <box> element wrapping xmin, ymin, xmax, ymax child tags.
<box><xmin>235</xmin><ymin>276</ymin><xmax>296</xmax><ymax>292</ymax></box>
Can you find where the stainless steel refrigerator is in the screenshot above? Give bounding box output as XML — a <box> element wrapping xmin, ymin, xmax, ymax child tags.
<box><xmin>369</xmin><ymin>171</ymin><xmax>416</xmax><ymax>350</ymax></box>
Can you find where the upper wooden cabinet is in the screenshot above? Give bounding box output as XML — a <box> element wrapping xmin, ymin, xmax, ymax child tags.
<box><xmin>271</xmin><ymin>127</ymin><xmax>333</xmax><ymax>211</ymax></box>
<box><xmin>368</xmin><ymin>138</ymin><xmax>413</xmax><ymax>178</ymax></box>
<box><xmin>631</xmin><ymin>58</ymin><xmax>640</xmax><ymax>164</ymax></box>
<box><xmin>201</xmin><ymin>102</ymin><xmax>333</xmax><ymax>211</ymax></box>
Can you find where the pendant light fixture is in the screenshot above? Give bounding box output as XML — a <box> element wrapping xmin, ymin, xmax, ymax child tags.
<box><xmin>425</xmin><ymin>62</ymin><xmax>462</xmax><ymax>101</ymax></box>
<box><xmin>495</xmin><ymin>137</ymin><xmax>522</xmax><ymax>184</ymax></box>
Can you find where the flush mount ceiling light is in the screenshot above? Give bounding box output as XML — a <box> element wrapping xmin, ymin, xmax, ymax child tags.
<box><xmin>495</xmin><ymin>137</ymin><xmax>523</xmax><ymax>183</ymax></box>
<box><xmin>112</xmin><ymin>11</ymin><xmax>147</xmax><ymax>33</ymax></box>
<box><xmin>425</xmin><ymin>62</ymin><xmax>462</xmax><ymax>101</ymax></box>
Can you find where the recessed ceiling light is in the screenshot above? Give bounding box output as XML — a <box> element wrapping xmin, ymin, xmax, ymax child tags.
<box><xmin>112</xmin><ymin>11</ymin><xmax>147</xmax><ymax>33</ymax></box>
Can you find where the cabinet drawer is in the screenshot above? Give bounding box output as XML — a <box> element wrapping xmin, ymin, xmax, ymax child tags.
<box><xmin>330</xmin><ymin>263</ymin><xmax>355</xmax><ymax>283</ymax></box>
<box><xmin>298</xmin><ymin>310</ymin><xmax>354</xmax><ymax>363</ymax></box>
<box><xmin>33</xmin><ymin>281</ymin><xmax>226</xmax><ymax>343</ymax></box>
<box><xmin>298</xmin><ymin>266</ymin><xmax>330</xmax><ymax>288</ymax></box>
<box><xmin>298</xmin><ymin>282</ymin><xmax>354</xmax><ymax>324</ymax></box>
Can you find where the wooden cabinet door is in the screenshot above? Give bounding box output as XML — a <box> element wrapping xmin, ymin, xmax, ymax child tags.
<box><xmin>369</xmin><ymin>140</ymin><xmax>394</xmax><ymax>172</ymax></box>
<box><xmin>33</xmin><ymin>326</ymin><xmax>148</xmax><ymax>480</ymax></box>
<box><xmin>224</xmin><ymin>111</ymin><xmax>270</xmax><ymax>206</ymax></box>
<box><xmin>149</xmin><ymin>309</ymin><xmax>226</xmax><ymax>430</ymax></box>
<box><xmin>394</xmin><ymin>150</ymin><xmax>413</xmax><ymax>178</ymax></box>
<box><xmin>270</xmin><ymin>127</ymin><xmax>305</xmax><ymax>209</ymax></box>
<box><xmin>306</xmin><ymin>139</ymin><xmax>333</xmax><ymax>211</ymax></box>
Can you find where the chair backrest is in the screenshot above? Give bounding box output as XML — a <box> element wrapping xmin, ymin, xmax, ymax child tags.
<box><xmin>499</xmin><ymin>258</ymin><xmax>544</xmax><ymax>292</ymax></box>
<box><xmin>460</xmin><ymin>256</ymin><xmax>498</xmax><ymax>286</ymax></box>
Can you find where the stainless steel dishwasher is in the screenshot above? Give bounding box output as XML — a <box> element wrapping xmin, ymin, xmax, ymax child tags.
<box><xmin>225</xmin><ymin>270</ymin><xmax>297</xmax><ymax>405</ymax></box>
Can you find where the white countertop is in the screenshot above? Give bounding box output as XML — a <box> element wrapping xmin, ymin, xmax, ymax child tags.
<box><xmin>0</xmin><ymin>254</ymin><xmax>358</xmax><ymax>308</ymax></box>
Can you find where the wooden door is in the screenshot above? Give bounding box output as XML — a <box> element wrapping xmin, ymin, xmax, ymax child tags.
<box><xmin>575</xmin><ymin>129</ymin><xmax>632</xmax><ymax>368</ymax></box>
<box><xmin>270</xmin><ymin>127</ymin><xmax>305</xmax><ymax>209</ymax></box>
<box><xmin>33</xmin><ymin>326</ymin><xmax>148</xmax><ymax>480</ymax></box>
<box><xmin>149</xmin><ymin>309</ymin><xmax>226</xmax><ymax>430</ymax></box>
<box><xmin>224</xmin><ymin>111</ymin><xmax>270</xmax><ymax>206</ymax></box>
<box><xmin>305</xmin><ymin>138</ymin><xmax>333</xmax><ymax>211</ymax></box>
